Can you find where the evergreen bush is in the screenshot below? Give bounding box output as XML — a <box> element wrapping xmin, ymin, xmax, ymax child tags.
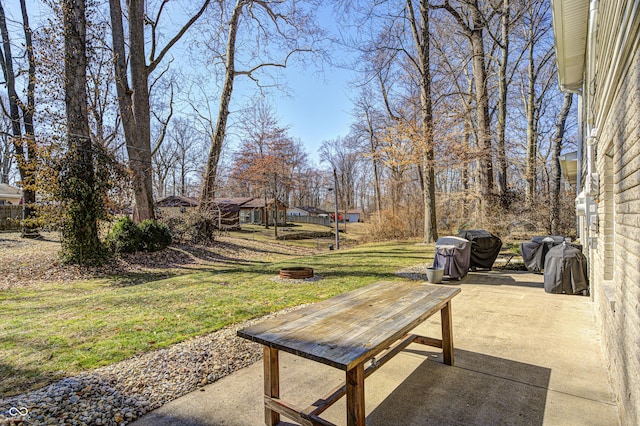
<box><xmin>139</xmin><ymin>220</ymin><xmax>173</xmax><ymax>252</ymax></box>
<box><xmin>105</xmin><ymin>216</ymin><xmax>143</xmax><ymax>254</ymax></box>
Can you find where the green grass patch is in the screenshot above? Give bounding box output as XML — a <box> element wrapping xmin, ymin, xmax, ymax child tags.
<box><xmin>0</xmin><ymin>240</ymin><xmax>434</xmax><ymax>397</ymax></box>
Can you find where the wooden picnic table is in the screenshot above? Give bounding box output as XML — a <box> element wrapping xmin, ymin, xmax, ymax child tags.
<box><xmin>237</xmin><ymin>280</ymin><xmax>461</xmax><ymax>426</ymax></box>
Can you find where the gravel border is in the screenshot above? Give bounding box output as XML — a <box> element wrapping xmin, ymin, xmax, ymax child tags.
<box><xmin>1</xmin><ymin>268</ymin><xmax>423</xmax><ymax>425</ymax></box>
<box><xmin>0</xmin><ymin>306</ymin><xmax>306</xmax><ymax>426</ymax></box>
<box><xmin>395</xmin><ymin>263</ymin><xmax>434</xmax><ymax>281</ymax></box>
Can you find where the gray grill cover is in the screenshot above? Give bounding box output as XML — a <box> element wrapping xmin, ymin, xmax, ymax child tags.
<box><xmin>457</xmin><ymin>229</ymin><xmax>502</xmax><ymax>269</ymax></box>
<box><xmin>435</xmin><ymin>236</ymin><xmax>471</xmax><ymax>279</ymax></box>
<box><xmin>543</xmin><ymin>243</ymin><xmax>588</xmax><ymax>294</ymax></box>
<box><xmin>521</xmin><ymin>236</ymin><xmax>565</xmax><ymax>273</ymax></box>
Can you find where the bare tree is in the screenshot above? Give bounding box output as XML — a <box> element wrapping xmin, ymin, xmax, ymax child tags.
<box><xmin>406</xmin><ymin>0</ymin><xmax>438</xmax><ymax>243</ymax></box>
<box><xmin>152</xmin><ymin>137</ymin><xmax>177</xmax><ymax>199</ymax></box>
<box><xmin>61</xmin><ymin>0</ymin><xmax>102</xmax><ymax>263</ymax></box>
<box><xmin>434</xmin><ymin>0</ymin><xmax>494</xmax><ymax>203</ymax></box>
<box><xmin>199</xmin><ymin>0</ymin><xmax>323</xmax><ymax>210</ymax></box>
<box><xmin>0</xmin><ymin>109</ymin><xmax>12</xmax><ymax>183</ymax></box>
<box><xmin>231</xmin><ymin>100</ymin><xmax>302</xmax><ymax>235</ymax></box>
<box><xmin>351</xmin><ymin>86</ymin><xmax>383</xmax><ymax>221</ymax></box>
<box><xmin>319</xmin><ymin>136</ymin><xmax>362</xmax><ymax>211</ymax></box>
<box><xmin>550</xmin><ymin>93</ymin><xmax>572</xmax><ymax>234</ymax></box>
<box><xmin>169</xmin><ymin>118</ymin><xmax>202</xmax><ymax>197</ymax></box>
<box><xmin>0</xmin><ymin>0</ymin><xmax>38</xmax><ymax>235</ymax></box>
<box><xmin>108</xmin><ymin>0</ymin><xmax>210</xmax><ymax>221</ymax></box>
<box><xmin>520</xmin><ymin>0</ymin><xmax>555</xmax><ymax>206</ymax></box>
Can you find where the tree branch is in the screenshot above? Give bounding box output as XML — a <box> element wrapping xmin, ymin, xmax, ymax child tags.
<box><xmin>147</xmin><ymin>0</ymin><xmax>211</xmax><ymax>75</ymax></box>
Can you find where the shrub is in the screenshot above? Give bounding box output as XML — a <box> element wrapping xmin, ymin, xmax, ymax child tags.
<box><xmin>139</xmin><ymin>219</ymin><xmax>173</xmax><ymax>252</ymax></box>
<box><xmin>162</xmin><ymin>210</ymin><xmax>218</xmax><ymax>244</ymax></box>
<box><xmin>105</xmin><ymin>216</ymin><xmax>143</xmax><ymax>254</ymax></box>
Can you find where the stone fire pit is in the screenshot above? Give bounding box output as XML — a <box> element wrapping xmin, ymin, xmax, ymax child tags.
<box><xmin>279</xmin><ymin>267</ymin><xmax>314</xmax><ymax>280</ymax></box>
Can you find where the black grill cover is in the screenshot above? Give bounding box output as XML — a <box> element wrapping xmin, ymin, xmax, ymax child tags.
<box><xmin>456</xmin><ymin>229</ymin><xmax>502</xmax><ymax>269</ymax></box>
<box><xmin>435</xmin><ymin>236</ymin><xmax>471</xmax><ymax>279</ymax></box>
<box><xmin>543</xmin><ymin>243</ymin><xmax>588</xmax><ymax>294</ymax></box>
<box><xmin>521</xmin><ymin>236</ymin><xmax>568</xmax><ymax>273</ymax></box>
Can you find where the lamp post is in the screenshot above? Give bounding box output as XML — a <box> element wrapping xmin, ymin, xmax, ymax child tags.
<box><xmin>329</xmin><ymin>168</ymin><xmax>339</xmax><ymax>250</ymax></box>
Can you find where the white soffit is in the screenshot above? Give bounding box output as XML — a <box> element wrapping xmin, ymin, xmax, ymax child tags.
<box><xmin>559</xmin><ymin>151</ymin><xmax>578</xmax><ymax>185</ymax></box>
<box><xmin>551</xmin><ymin>0</ymin><xmax>589</xmax><ymax>92</ymax></box>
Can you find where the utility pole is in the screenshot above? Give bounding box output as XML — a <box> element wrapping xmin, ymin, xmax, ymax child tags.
<box><xmin>333</xmin><ymin>168</ymin><xmax>339</xmax><ymax>250</ymax></box>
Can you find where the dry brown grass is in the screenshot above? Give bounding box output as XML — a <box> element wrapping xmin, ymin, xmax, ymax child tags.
<box><xmin>0</xmin><ymin>232</ymin><xmax>317</xmax><ymax>290</ymax></box>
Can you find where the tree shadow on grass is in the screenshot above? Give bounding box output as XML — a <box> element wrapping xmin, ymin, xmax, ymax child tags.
<box><xmin>108</xmin><ymin>272</ymin><xmax>179</xmax><ymax>287</ymax></box>
<box><xmin>0</xmin><ymin>362</ymin><xmax>61</xmax><ymax>399</ymax></box>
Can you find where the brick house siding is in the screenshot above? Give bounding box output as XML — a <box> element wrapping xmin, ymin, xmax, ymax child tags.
<box><xmin>553</xmin><ymin>2</ymin><xmax>640</xmax><ymax>423</ymax></box>
<box><xmin>592</xmin><ymin>44</ymin><xmax>640</xmax><ymax>424</ymax></box>
<box><xmin>570</xmin><ymin>3</ymin><xmax>639</xmax><ymax>424</ymax></box>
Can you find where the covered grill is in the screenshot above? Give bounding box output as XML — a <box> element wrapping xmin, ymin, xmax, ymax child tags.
<box><xmin>543</xmin><ymin>243</ymin><xmax>588</xmax><ymax>295</ymax></box>
<box><xmin>520</xmin><ymin>235</ymin><xmax>565</xmax><ymax>273</ymax></box>
<box><xmin>434</xmin><ymin>236</ymin><xmax>471</xmax><ymax>280</ymax></box>
<box><xmin>457</xmin><ymin>229</ymin><xmax>502</xmax><ymax>269</ymax></box>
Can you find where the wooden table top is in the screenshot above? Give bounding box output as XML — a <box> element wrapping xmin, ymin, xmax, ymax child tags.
<box><xmin>238</xmin><ymin>281</ymin><xmax>460</xmax><ymax>371</ymax></box>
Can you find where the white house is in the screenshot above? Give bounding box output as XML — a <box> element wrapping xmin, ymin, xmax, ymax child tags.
<box><xmin>552</xmin><ymin>1</ymin><xmax>640</xmax><ymax>423</ymax></box>
<box><xmin>287</xmin><ymin>207</ymin><xmax>309</xmax><ymax>217</ymax></box>
<box><xmin>0</xmin><ymin>183</ymin><xmax>22</xmax><ymax>205</ymax></box>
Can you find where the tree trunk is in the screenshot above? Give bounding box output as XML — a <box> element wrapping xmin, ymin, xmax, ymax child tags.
<box><xmin>201</xmin><ymin>0</ymin><xmax>245</xmax><ymax>210</ymax></box>
<box><xmin>109</xmin><ymin>0</ymin><xmax>208</xmax><ymax>221</ymax></box>
<box><xmin>62</xmin><ymin>0</ymin><xmax>102</xmax><ymax>262</ymax></box>
<box><xmin>525</xmin><ymin>39</ymin><xmax>537</xmax><ymax>206</ymax></box>
<box><xmin>0</xmin><ymin>1</ymin><xmax>38</xmax><ymax>236</ymax></box>
<box><xmin>550</xmin><ymin>93</ymin><xmax>573</xmax><ymax>234</ymax></box>
<box><xmin>496</xmin><ymin>0</ymin><xmax>509</xmax><ymax>199</ymax></box>
<box><xmin>469</xmin><ymin>2</ymin><xmax>493</xmax><ymax>200</ymax></box>
<box><xmin>407</xmin><ymin>0</ymin><xmax>438</xmax><ymax>243</ymax></box>
<box><xmin>273</xmin><ymin>174</ymin><xmax>278</xmax><ymax>238</ymax></box>
<box><xmin>108</xmin><ymin>0</ymin><xmax>154</xmax><ymax>222</ymax></box>
<box><xmin>128</xmin><ymin>0</ymin><xmax>155</xmax><ymax>221</ymax></box>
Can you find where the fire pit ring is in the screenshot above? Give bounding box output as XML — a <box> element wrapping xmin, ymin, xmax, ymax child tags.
<box><xmin>279</xmin><ymin>267</ymin><xmax>314</xmax><ymax>280</ymax></box>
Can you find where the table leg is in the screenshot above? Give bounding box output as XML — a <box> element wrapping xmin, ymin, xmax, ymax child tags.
<box><xmin>263</xmin><ymin>346</ymin><xmax>280</xmax><ymax>426</ymax></box>
<box><xmin>346</xmin><ymin>363</ymin><xmax>365</xmax><ymax>426</ymax></box>
<box><xmin>441</xmin><ymin>301</ymin><xmax>454</xmax><ymax>366</ymax></box>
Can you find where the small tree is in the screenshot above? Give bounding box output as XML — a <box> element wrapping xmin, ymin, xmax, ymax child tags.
<box><xmin>0</xmin><ymin>0</ymin><xmax>39</xmax><ymax>237</ymax></box>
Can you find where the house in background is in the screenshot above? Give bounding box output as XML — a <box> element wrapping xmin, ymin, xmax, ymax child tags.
<box><xmin>297</xmin><ymin>206</ymin><xmax>329</xmax><ymax>216</ymax></box>
<box><xmin>286</xmin><ymin>206</ymin><xmax>331</xmax><ymax>226</ymax></box>
<box><xmin>155</xmin><ymin>195</ymin><xmax>243</xmax><ymax>229</ymax></box>
<box><xmin>238</xmin><ymin>198</ymin><xmax>287</xmax><ymax>226</ymax></box>
<box><xmin>155</xmin><ymin>195</ymin><xmax>198</xmax><ymax>215</ymax></box>
<box><xmin>0</xmin><ymin>183</ymin><xmax>22</xmax><ymax>206</ymax></box>
<box><xmin>552</xmin><ymin>1</ymin><xmax>640</xmax><ymax>423</ymax></box>
<box><xmin>287</xmin><ymin>207</ymin><xmax>310</xmax><ymax>217</ymax></box>
<box><xmin>346</xmin><ymin>209</ymin><xmax>364</xmax><ymax>223</ymax></box>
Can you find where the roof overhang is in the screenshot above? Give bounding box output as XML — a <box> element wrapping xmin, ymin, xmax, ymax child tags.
<box><xmin>550</xmin><ymin>0</ymin><xmax>590</xmax><ymax>92</ymax></box>
<box><xmin>559</xmin><ymin>151</ymin><xmax>578</xmax><ymax>185</ymax></box>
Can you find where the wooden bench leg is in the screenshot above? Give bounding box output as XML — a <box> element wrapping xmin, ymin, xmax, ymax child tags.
<box><xmin>347</xmin><ymin>364</ymin><xmax>365</xmax><ymax>426</ymax></box>
<box><xmin>264</xmin><ymin>346</ymin><xmax>280</xmax><ymax>426</ymax></box>
<box><xmin>441</xmin><ymin>301</ymin><xmax>454</xmax><ymax>366</ymax></box>
<box><xmin>346</xmin><ymin>363</ymin><xmax>365</xmax><ymax>426</ymax></box>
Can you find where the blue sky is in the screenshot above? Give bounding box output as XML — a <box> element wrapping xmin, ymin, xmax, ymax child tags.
<box><xmin>273</xmin><ymin>66</ymin><xmax>355</xmax><ymax>165</ymax></box>
<box><xmin>2</xmin><ymin>2</ymin><xmax>355</xmax><ymax>167</ymax></box>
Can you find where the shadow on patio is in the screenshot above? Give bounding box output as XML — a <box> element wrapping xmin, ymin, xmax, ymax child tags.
<box><xmin>134</xmin><ymin>270</ymin><xmax>619</xmax><ymax>426</ymax></box>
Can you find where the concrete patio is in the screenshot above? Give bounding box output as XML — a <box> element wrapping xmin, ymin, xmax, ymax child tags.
<box><xmin>133</xmin><ymin>270</ymin><xmax>619</xmax><ymax>425</ymax></box>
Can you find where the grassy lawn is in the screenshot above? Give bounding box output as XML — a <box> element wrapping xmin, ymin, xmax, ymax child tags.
<box><xmin>0</xmin><ymin>240</ymin><xmax>434</xmax><ymax>397</ymax></box>
<box><xmin>228</xmin><ymin>221</ymin><xmax>367</xmax><ymax>250</ymax></box>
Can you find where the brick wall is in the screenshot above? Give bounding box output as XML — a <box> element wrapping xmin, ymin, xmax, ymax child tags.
<box><xmin>593</xmin><ymin>40</ymin><xmax>640</xmax><ymax>425</ymax></box>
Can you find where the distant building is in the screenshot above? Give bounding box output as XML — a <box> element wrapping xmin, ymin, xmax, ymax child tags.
<box><xmin>0</xmin><ymin>183</ymin><xmax>22</xmax><ymax>206</ymax></box>
<box><xmin>239</xmin><ymin>198</ymin><xmax>287</xmax><ymax>226</ymax></box>
<box><xmin>346</xmin><ymin>209</ymin><xmax>364</xmax><ymax>223</ymax></box>
<box><xmin>287</xmin><ymin>207</ymin><xmax>309</xmax><ymax>217</ymax></box>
